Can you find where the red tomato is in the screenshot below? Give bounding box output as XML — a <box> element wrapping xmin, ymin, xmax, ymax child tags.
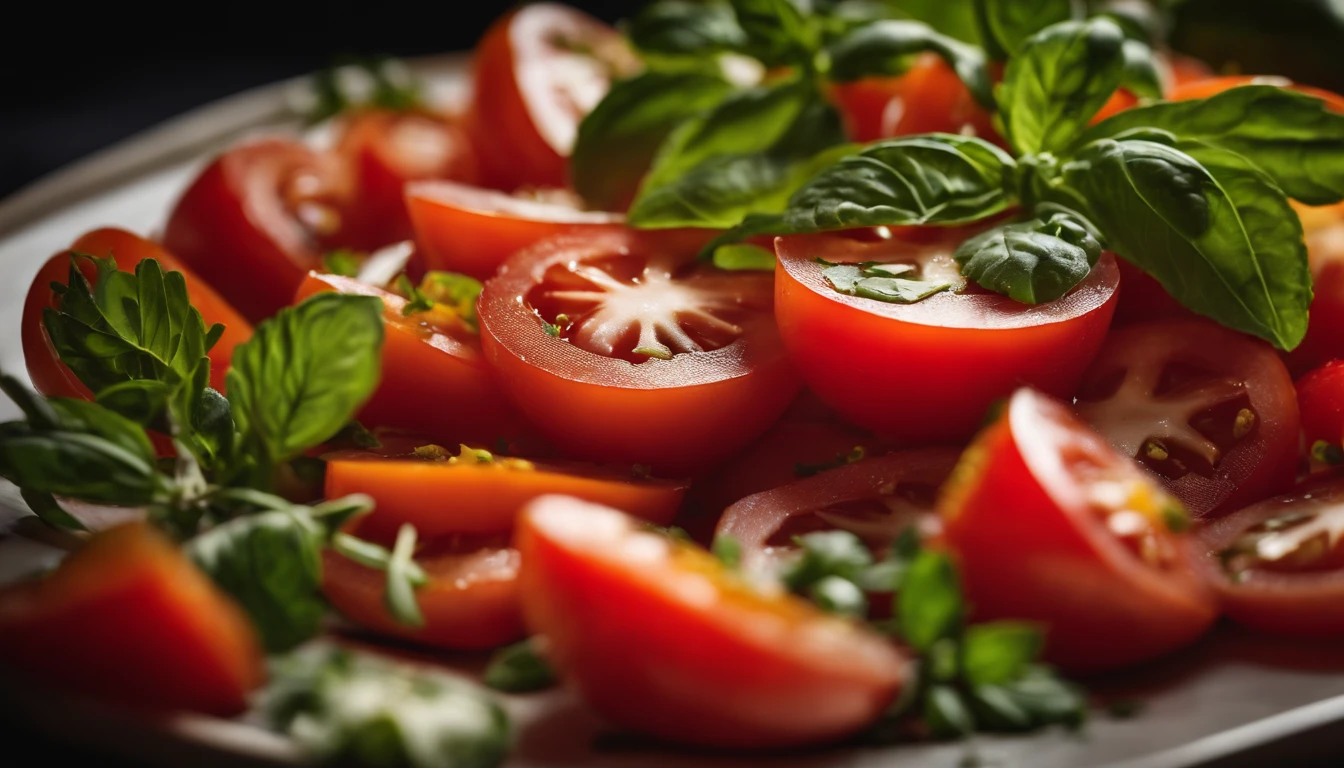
<box><xmin>466</xmin><ymin>3</ymin><xmax>636</xmax><ymax>191</ymax></box>
<box><xmin>1297</xmin><ymin>360</ymin><xmax>1344</xmax><ymax>449</ymax></box>
<box><xmin>940</xmin><ymin>388</ymin><xmax>1219</xmax><ymax>673</ymax></box>
<box><xmin>295</xmin><ymin>272</ymin><xmax>523</xmax><ymax>445</ymax></box>
<box><xmin>516</xmin><ymin>495</ymin><xmax>909</xmax><ymax>749</ymax></box>
<box><xmin>1091</xmin><ymin>52</ymin><xmax>1217</xmax><ymax>124</ymax></box>
<box><xmin>164</xmin><ymin>139</ymin><xmax>349</xmax><ymax>322</ymax></box>
<box><xmin>1287</xmin><ymin>201</ymin><xmax>1344</xmax><ymax>376</ymax></box>
<box><xmin>774</xmin><ymin>230</ymin><xmax>1120</xmax><ymax>444</ymax></box>
<box><xmin>1075</xmin><ymin>319</ymin><xmax>1300</xmax><ymax>518</ymax></box>
<box><xmin>22</xmin><ymin>228</ymin><xmax>252</xmax><ymax>398</ymax></box>
<box><xmin>1195</xmin><ymin>475</ymin><xmax>1344</xmax><ymax>636</ymax></box>
<box><xmin>1169</xmin><ymin>75</ymin><xmax>1344</xmax><ymax>111</ymax></box>
<box><xmin>1091</xmin><ymin>89</ymin><xmax>1138</xmax><ymax>124</ymax></box>
<box><xmin>0</xmin><ymin>523</ymin><xmax>263</xmax><ymax>715</ymax></box>
<box><xmin>1112</xmin><ymin>257</ymin><xmax>1195</xmax><ymax>326</ymax></box>
<box><xmin>478</xmin><ymin>229</ymin><xmax>800</xmax><ymax>476</ymax></box>
<box><xmin>406</xmin><ymin>181</ymin><xmax>623</xmax><ymax>279</ymax></box>
<box><xmin>829</xmin><ymin>54</ymin><xmax>1000</xmax><ymax>144</ymax></box>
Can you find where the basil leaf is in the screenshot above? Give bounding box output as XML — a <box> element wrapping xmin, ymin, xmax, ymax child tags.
<box><xmin>782</xmin><ymin>530</ymin><xmax>872</xmax><ymax>592</ymax></box>
<box><xmin>925</xmin><ymin>684</ymin><xmax>976</xmax><ymax>739</ymax></box>
<box><xmin>711</xmin><ymin>532</ymin><xmax>743</xmax><ymax>567</ymax></box>
<box><xmin>1119</xmin><ymin>38</ymin><xmax>1162</xmax><ymax>101</ymax></box>
<box><xmin>823</xmin><ymin>262</ymin><xmax>956</xmax><ymax>304</ymax></box>
<box><xmin>881</xmin><ymin>0</ymin><xmax>981</xmax><ymax>44</ymax></box>
<box><xmin>1079</xmin><ymin>85</ymin><xmax>1344</xmax><ymax>205</ymax></box>
<box><xmin>897</xmin><ymin>550</ymin><xmax>963</xmax><ymax>651</ymax></box>
<box><xmin>997</xmin><ymin>665</ymin><xmax>1088</xmax><ymax>729</ymax></box>
<box><xmin>809</xmin><ymin>575</ymin><xmax>867</xmax><ymax>617</ymax></box>
<box><xmin>974</xmin><ymin>0</ymin><xmax>1075</xmax><ymax>59</ymax></box>
<box><xmin>712</xmin><ymin>243</ymin><xmax>776</xmax><ymax>271</ymax></box>
<box><xmin>826</xmin><ymin>20</ymin><xmax>994</xmax><ymax>109</ymax></box>
<box><xmin>730</xmin><ymin>0</ymin><xmax>819</xmax><ymax>66</ymax></box>
<box><xmin>484</xmin><ymin>638</ymin><xmax>557</xmax><ymax>693</ymax></box>
<box><xmin>1058</xmin><ymin>137</ymin><xmax>1310</xmax><ymax>349</ymax></box>
<box><xmin>20</xmin><ymin>488</ymin><xmax>87</xmax><ymax>532</ymax></box>
<box><xmin>999</xmin><ymin>18</ymin><xmax>1127</xmax><ymax>155</ymax></box>
<box><xmin>954</xmin><ymin>213</ymin><xmax>1102</xmax><ymax>304</ymax></box>
<box><xmin>969</xmin><ymin>684</ymin><xmax>1034</xmax><ymax>731</ymax></box>
<box><xmin>962</xmin><ymin>622</ymin><xmax>1043</xmax><ymax>686</ymax></box>
<box><xmin>626</xmin><ymin>1</ymin><xmax>748</xmax><ymax>57</ymax></box>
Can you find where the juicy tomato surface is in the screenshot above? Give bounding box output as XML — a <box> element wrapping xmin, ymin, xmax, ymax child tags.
<box><xmin>296</xmin><ymin>271</ymin><xmax>523</xmax><ymax>445</ymax></box>
<box><xmin>516</xmin><ymin>495</ymin><xmax>909</xmax><ymax>749</ymax></box>
<box><xmin>1288</xmin><ymin>201</ymin><xmax>1344</xmax><ymax>376</ymax></box>
<box><xmin>1298</xmin><ymin>360</ymin><xmax>1344</xmax><ymax>450</ymax></box>
<box><xmin>467</xmin><ymin>3</ymin><xmax>636</xmax><ymax>191</ymax></box>
<box><xmin>478</xmin><ymin>228</ymin><xmax>801</xmax><ymax>476</ymax></box>
<box><xmin>0</xmin><ymin>523</ymin><xmax>263</xmax><ymax>715</ymax></box>
<box><xmin>775</xmin><ymin>230</ymin><xmax>1119</xmax><ymax>444</ymax></box>
<box><xmin>829</xmin><ymin>54</ymin><xmax>1000</xmax><ymax>144</ymax></box>
<box><xmin>941</xmin><ymin>389</ymin><xmax>1218</xmax><ymax>673</ymax></box>
<box><xmin>406</xmin><ymin>180</ymin><xmax>623</xmax><ymax>279</ymax></box>
<box><xmin>1075</xmin><ymin>319</ymin><xmax>1300</xmax><ymax>519</ymax></box>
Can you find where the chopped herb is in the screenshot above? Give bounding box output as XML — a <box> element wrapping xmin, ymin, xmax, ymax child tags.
<box><xmin>822</xmin><ymin>262</ymin><xmax>956</xmax><ymax>305</ymax></box>
<box><xmin>711</xmin><ymin>533</ymin><xmax>742</xmax><ymax>568</ymax></box>
<box><xmin>484</xmin><ymin>638</ymin><xmax>557</xmax><ymax>693</ymax></box>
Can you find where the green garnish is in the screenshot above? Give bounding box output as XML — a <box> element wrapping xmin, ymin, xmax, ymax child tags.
<box><xmin>323</xmin><ymin>249</ymin><xmax>364</xmax><ymax>278</ymax></box>
<box><xmin>484</xmin><ymin>638</ymin><xmax>558</xmax><ymax>693</ymax></box>
<box><xmin>307</xmin><ymin>57</ymin><xmax>424</xmax><ymax>125</ymax></box>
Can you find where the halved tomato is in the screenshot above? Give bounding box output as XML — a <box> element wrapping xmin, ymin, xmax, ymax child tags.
<box><xmin>478</xmin><ymin>229</ymin><xmax>800</xmax><ymax>476</ymax></box>
<box><xmin>516</xmin><ymin>495</ymin><xmax>908</xmax><ymax>749</ymax></box>
<box><xmin>1075</xmin><ymin>319</ymin><xmax>1300</xmax><ymax>518</ymax></box>
<box><xmin>829</xmin><ymin>53</ymin><xmax>1000</xmax><ymax>144</ymax></box>
<box><xmin>940</xmin><ymin>388</ymin><xmax>1218</xmax><ymax>673</ymax></box>
<box><xmin>406</xmin><ymin>181</ymin><xmax>622</xmax><ymax>279</ymax></box>
<box><xmin>467</xmin><ymin>3</ymin><xmax>637</xmax><ymax>191</ymax></box>
<box><xmin>775</xmin><ymin>230</ymin><xmax>1119</xmax><ymax>444</ymax></box>
<box><xmin>295</xmin><ymin>272</ymin><xmax>523</xmax><ymax>445</ymax></box>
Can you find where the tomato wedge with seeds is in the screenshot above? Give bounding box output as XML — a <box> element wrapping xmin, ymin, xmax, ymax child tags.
<box><xmin>775</xmin><ymin>230</ymin><xmax>1119</xmax><ymax>444</ymax></box>
<box><xmin>479</xmin><ymin>229</ymin><xmax>800</xmax><ymax>476</ymax></box>
<box><xmin>941</xmin><ymin>388</ymin><xmax>1218</xmax><ymax>673</ymax></box>
<box><xmin>406</xmin><ymin>180</ymin><xmax>622</xmax><ymax>279</ymax></box>
<box><xmin>516</xmin><ymin>495</ymin><xmax>909</xmax><ymax>749</ymax></box>
<box><xmin>1075</xmin><ymin>319</ymin><xmax>1300</xmax><ymax>519</ymax></box>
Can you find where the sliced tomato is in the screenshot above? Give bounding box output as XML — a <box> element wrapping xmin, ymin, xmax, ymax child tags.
<box><xmin>940</xmin><ymin>388</ymin><xmax>1218</xmax><ymax>673</ymax></box>
<box><xmin>295</xmin><ymin>272</ymin><xmax>523</xmax><ymax>445</ymax></box>
<box><xmin>1195</xmin><ymin>475</ymin><xmax>1344</xmax><ymax>636</ymax></box>
<box><xmin>829</xmin><ymin>53</ymin><xmax>1000</xmax><ymax>144</ymax></box>
<box><xmin>478</xmin><ymin>228</ymin><xmax>800</xmax><ymax>476</ymax></box>
<box><xmin>775</xmin><ymin>230</ymin><xmax>1119</xmax><ymax>444</ymax></box>
<box><xmin>164</xmin><ymin>139</ymin><xmax>349</xmax><ymax>321</ymax></box>
<box><xmin>406</xmin><ymin>181</ymin><xmax>623</xmax><ymax>279</ymax></box>
<box><xmin>516</xmin><ymin>495</ymin><xmax>908</xmax><ymax>749</ymax></box>
<box><xmin>1287</xmin><ymin>201</ymin><xmax>1344</xmax><ymax>376</ymax></box>
<box><xmin>0</xmin><ymin>523</ymin><xmax>263</xmax><ymax>715</ymax></box>
<box><xmin>466</xmin><ymin>3</ymin><xmax>636</xmax><ymax>191</ymax></box>
<box><xmin>1075</xmin><ymin>319</ymin><xmax>1300</xmax><ymax>518</ymax></box>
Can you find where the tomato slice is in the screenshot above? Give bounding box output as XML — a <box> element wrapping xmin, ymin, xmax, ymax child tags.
<box><xmin>478</xmin><ymin>228</ymin><xmax>800</xmax><ymax>476</ymax></box>
<box><xmin>466</xmin><ymin>3</ymin><xmax>636</xmax><ymax>191</ymax></box>
<box><xmin>516</xmin><ymin>495</ymin><xmax>908</xmax><ymax>749</ymax></box>
<box><xmin>775</xmin><ymin>230</ymin><xmax>1119</xmax><ymax>444</ymax></box>
<box><xmin>0</xmin><ymin>523</ymin><xmax>263</xmax><ymax>715</ymax></box>
<box><xmin>829</xmin><ymin>53</ymin><xmax>1000</xmax><ymax>144</ymax></box>
<box><xmin>406</xmin><ymin>181</ymin><xmax>623</xmax><ymax>279</ymax></box>
<box><xmin>1075</xmin><ymin>319</ymin><xmax>1300</xmax><ymax>518</ymax></box>
<box><xmin>164</xmin><ymin>139</ymin><xmax>349</xmax><ymax>321</ymax></box>
<box><xmin>1195</xmin><ymin>474</ymin><xmax>1344</xmax><ymax>637</ymax></box>
<box><xmin>941</xmin><ymin>388</ymin><xmax>1218</xmax><ymax>673</ymax></box>
<box><xmin>295</xmin><ymin>272</ymin><xmax>523</xmax><ymax>445</ymax></box>
<box><xmin>1297</xmin><ymin>360</ymin><xmax>1344</xmax><ymax>452</ymax></box>
<box><xmin>22</xmin><ymin>228</ymin><xmax>252</xmax><ymax>397</ymax></box>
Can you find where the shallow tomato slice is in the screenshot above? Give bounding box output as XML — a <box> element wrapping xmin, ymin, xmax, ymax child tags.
<box><xmin>517</xmin><ymin>495</ymin><xmax>908</xmax><ymax>749</ymax></box>
<box><xmin>479</xmin><ymin>229</ymin><xmax>800</xmax><ymax>476</ymax></box>
<box><xmin>1298</xmin><ymin>360</ymin><xmax>1344</xmax><ymax>453</ymax></box>
<box><xmin>0</xmin><ymin>523</ymin><xmax>263</xmax><ymax>715</ymax></box>
<box><xmin>775</xmin><ymin>230</ymin><xmax>1119</xmax><ymax>444</ymax></box>
<box><xmin>406</xmin><ymin>181</ymin><xmax>622</xmax><ymax>279</ymax></box>
<box><xmin>941</xmin><ymin>389</ymin><xmax>1218</xmax><ymax>673</ymax></box>
<box><xmin>164</xmin><ymin>139</ymin><xmax>349</xmax><ymax>321</ymax></box>
<box><xmin>1196</xmin><ymin>475</ymin><xmax>1344</xmax><ymax>637</ymax></box>
<box><xmin>1076</xmin><ymin>319</ymin><xmax>1300</xmax><ymax>518</ymax></box>
<box><xmin>829</xmin><ymin>54</ymin><xmax>1000</xmax><ymax>144</ymax></box>
<box><xmin>296</xmin><ymin>272</ymin><xmax>522</xmax><ymax>445</ymax></box>
<box><xmin>322</xmin><ymin>519</ymin><xmax>523</xmax><ymax>650</ymax></box>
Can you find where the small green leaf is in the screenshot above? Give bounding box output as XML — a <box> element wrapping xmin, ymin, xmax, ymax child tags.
<box><xmin>729</xmin><ymin>0</ymin><xmax>819</xmax><ymax>67</ymax></box>
<box><xmin>19</xmin><ymin>488</ymin><xmax>87</xmax><ymax>532</ymax></box>
<box><xmin>822</xmin><ymin>262</ymin><xmax>955</xmax><ymax>304</ymax></box>
<box><xmin>712</xmin><ymin>243</ymin><xmax>777</xmax><ymax>271</ymax></box>
<box><xmin>386</xmin><ymin>523</ymin><xmax>425</xmax><ymax>628</ymax></box>
<box><xmin>974</xmin><ymin>0</ymin><xmax>1075</xmax><ymax>59</ymax></box>
<box><xmin>711</xmin><ymin>533</ymin><xmax>742</xmax><ymax>568</ymax></box>
<box><xmin>1119</xmin><ymin>39</ymin><xmax>1162</xmax><ymax>101</ymax></box>
<box><xmin>809</xmin><ymin>575</ymin><xmax>867</xmax><ymax>617</ymax></box>
<box><xmin>898</xmin><ymin>550</ymin><xmax>963</xmax><ymax>651</ymax></box>
<box><xmin>626</xmin><ymin>1</ymin><xmax>749</xmax><ymax>58</ymax></box>
<box><xmin>953</xmin><ymin>213</ymin><xmax>1102</xmax><ymax>304</ymax></box>
<box><xmin>826</xmin><ymin>20</ymin><xmax>994</xmax><ymax>109</ymax></box>
<box><xmin>330</xmin><ymin>533</ymin><xmax>428</xmax><ymax>586</ymax></box>
<box><xmin>783</xmin><ymin>530</ymin><xmax>873</xmax><ymax>592</ymax></box>
<box><xmin>484</xmin><ymin>638</ymin><xmax>557</xmax><ymax>693</ymax></box>
<box><xmin>962</xmin><ymin>622</ymin><xmax>1043</xmax><ymax>686</ymax></box>
<box><xmin>418</xmin><ymin>271</ymin><xmax>484</xmax><ymax>331</ymax></box>
<box><xmin>925</xmin><ymin>684</ymin><xmax>976</xmax><ymax>739</ymax></box>
<box><xmin>323</xmin><ymin>249</ymin><xmax>364</xmax><ymax>278</ymax></box>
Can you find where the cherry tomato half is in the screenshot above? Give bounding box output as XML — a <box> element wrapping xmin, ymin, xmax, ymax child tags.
<box><xmin>940</xmin><ymin>388</ymin><xmax>1219</xmax><ymax>673</ymax></box>
<box><xmin>774</xmin><ymin>231</ymin><xmax>1120</xmax><ymax>444</ymax></box>
<box><xmin>516</xmin><ymin>495</ymin><xmax>909</xmax><ymax>749</ymax></box>
<box><xmin>1297</xmin><ymin>360</ymin><xmax>1344</xmax><ymax>450</ymax></box>
<box><xmin>829</xmin><ymin>54</ymin><xmax>1000</xmax><ymax>144</ymax></box>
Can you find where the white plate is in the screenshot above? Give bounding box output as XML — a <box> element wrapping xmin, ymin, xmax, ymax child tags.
<box><xmin>2</xmin><ymin>55</ymin><xmax>1344</xmax><ymax>768</ymax></box>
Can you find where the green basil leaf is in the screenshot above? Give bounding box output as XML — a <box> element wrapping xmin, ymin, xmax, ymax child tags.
<box><xmin>1078</xmin><ymin>85</ymin><xmax>1344</xmax><ymax>205</ymax></box>
<box><xmin>323</xmin><ymin>249</ymin><xmax>363</xmax><ymax>278</ymax></box>
<box><xmin>1119</xmin><ymin>38</ymin><xmax>1162</xmax><ymax>101</ymax></box>
<box><xmin>94</xmin><ymin>379</ymin><xmax>173</xmax><ymax>426</ymax></box>
<box><xmin>484</xmin><ymin>638</ymin><xmax>557</xmax><ymax>693</ymax></box>
<box><xmin>969</xmin><ymin>684</ymin><xmax>1034</xmax><ymax>731</ymax></box>
<box><xmin>711</xmin><ymin>532</ymin><xmax>743</xmax><ymax>567</ymax></box>
<box><xmin>999</xmin><ymin>17</ymin><xmax>1127</xmax><ymax>155</ymax></box>
<box><xmin>953</xmin><ymin>213</ymin><xmax>1102</xmax><ymax>304</ymax></box>
<box><xmin>730</xmin><ymin>0</ymin><xmax>819</xmax><ymax>66</ymax></box>
<box><xmin>974</xmin><ymin>0</ymin><xmax>1075</xmax><ymax>59</ymax></box>
<box><xmin>826</xmin><ymin>20</ymin><xmax>994</xmax><ymax>109</ymax></box>
<box><xmin>20</xmin><ymin>488</ymin><xmax>87</xmax><ymax>532</ymax></box>
<box><xmin>809</xmin><ymin>575</ymin><xmax>867</xmax><ymax>617</ymax></box>
<box><xmin>712</xmin><ymin>243</ymin><xmax>777</xmax><ymax>271</ymax></box>
<box><xmin>925</xmin><ymin>684</ymin><xmax>976</xmax><ymax>739</ymax></box>
<box><xmin>1058</xmin><ymin>137</ymin><xmax>1310</xmax><ymax>349</ymax></box>
<box><xmin>626</xmin><ymin>1</ymin><xmax>748</xmax><ymax>57</ymax></box>
<box><xmin>962</xmin><ymin>621</ymin><xmax>1043</xmax><ymax>686</ymax></box>
<box><xmin>879</xmin><ymin>0</ymin><xmax>981</xmax><ymax>44</ymax></box>
<box><xmin>897</xmin><ymin>550</ymin><xmax>963</xmax><ymax>651</ymax></box>
<box><xmin>782</xmin><ymin>530</ymin><xmax>873</xmax><ymax>592</ymax></box>
<box><xmin>998</xmin><ymin>665</ymin><xmax>1088</xmax><ymax>729</ymax></box>
<box><xmin>822</xmin><ymin>262</ymin><xmax>957</xmax><ymax>304</ymax></box>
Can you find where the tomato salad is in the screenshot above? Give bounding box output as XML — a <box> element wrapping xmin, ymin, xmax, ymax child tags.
<box><xmin>7</xmin><ymin>2</ymin><xmax>1344</xmax><ymax>766</ymax></box>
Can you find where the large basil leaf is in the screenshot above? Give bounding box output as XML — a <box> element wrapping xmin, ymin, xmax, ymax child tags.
<box><xmin>826</xmin><ymin>20</ymin><xmax>994</xmax><ymax>109</ymax></box>
<box><xmin>954</xmin><ymin>213</ymin><xmax>1102</xmax><ymax>304</ymax></box>
<box><xmin>1059</xmin><ymin>138</ymin><xmax>1310</xmax><ymax>350</ymax></box>
<box><xmin>1078</xmin><ymin>85</ymin><xmax>1344</xmax><ymax>205</ymax></box>
<box><xmin>974</xmin><ymin>0</ymin><xmax>1075</xmax><ymax>59</ymax></box>
<box><xmin>1119</xmin><ymin>38</ymin><xmax>1162</xmax><ymax>101</ymax></box>
<box><xmin>882</xmin><ymin>0</ymin><xmax>981</xmax><ymax>44</ymax></box>
<box><xmin>626</xmin><ymin>1</ymin><xmax>748</xmax><ymax>57</ymax></box>
<box><xmin>998</xmin><ymin>18</ymin><xmax>1127</xmax><ymax>155</ymax></box>
<box><xmin>730</xmin><ymin>0</ymin><xmax>819</xmax><ymax>66</ymax></box>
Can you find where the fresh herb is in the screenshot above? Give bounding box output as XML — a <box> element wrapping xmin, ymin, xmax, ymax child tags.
<box><xmin>781</xmin><ymin>530</ymin><xmax>873</xmax><ymax>593</ymax></box>
<box><xmin>711</xmin><ymin>532</ymin><xmax>742</xmax><ymax>568</ymax></box>
<box><xmin>323</xmin><ymin>249</ymin><xmax>364</xmax><ymax>278</ymax></box>
<box><xmin>484</xmin><ymin>638</ymin><xmax>557</xmax><ymax>693</ymax></box>
<box><xmin>809</xmin><ymin>574</ymin><xmax>867</xmax><ymax>618</ymax></box>
<box><xmin>953</xmin><ymin>213</ymin><xmax>1102</xmax><ymax>304</ymax></box>
<box><xmin>711</xmin><ymin>243</ymin><xmax>776</xmax><ymax>271</ymax></box>
<box><xmin>385</xmin><ymin>524</ymin><xmax>425</xmax><ymax>628</ymax></box>
<box><xmin>307</xmin><ymin>57</ymin><xmax>423</xmax><ymax>125</ymax></box>
<box><xmin>823</xmin><ymin>261</ymin><xmax>958</xmax><ymax>305</ymax></box>
<box><xmin>417</xmin><ymin>271</ymin><xmax>484</xmax><ymax>331</ymax></box>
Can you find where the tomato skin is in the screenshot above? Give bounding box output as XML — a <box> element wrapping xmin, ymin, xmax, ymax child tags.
<box><xmin>774</xmin><ymin>232</ymin><xmax>1120</xmax><ymax>445</ymax></box>
<box><xmin>830</xmin><ymin>54</ymin><xmax>1000</xmax><ymax>144</ymax></box>
<box><xmin>941</xmin><ymin>389</ymin><xmax>1219</xmax><ymax>673</ymax></box>
<box><xmin>516</xmin><ymin>495</ymin><xmax>908</xmax><ymax>749</ymax></box>
<box><xmin>1297</xmin><ymin>360</ymin><xmax>1344</xmax><ymax>448</ymax></box>
<box><xmin>406</xmin><ymin>181</ymin><xmax>623</xmax><ymax>280</ymax></box>
<box><xmin>1169</xmin><ymin>76</ymin><xmax>1344</xmax><ymax>111</ymax></box>
<box><xmin>0</xmin><ymin>523</ymin><xmax>263</xmax><ymax>715</ymax></box>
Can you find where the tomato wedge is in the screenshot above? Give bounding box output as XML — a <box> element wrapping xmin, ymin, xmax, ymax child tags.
<box><xmin>829</xmin><ymin>54</ymin><xmax>999</xmax><ymax>144</ymax></box>
<box><xmin>0</xmin><ymin>523</ymin><xmax>263</xmax><ymax>715</ymax></box>
<box><xmin>516</xmin><ymin>495</ymin><xmax>909</xmax><ymax>749</ymax></box>
<box><xmin>775</xmin><ymin>230</ymin><xmax>1119</xmax><ymax>444</ymax></box>
<box><xmin>479</xmin><ymin>229</ymin><xmax>800</xmax><ymax>476</ymax></box>
<box><xmin>940</xmin><ymin>388</ymin><xmax>1218</xmax><ymax>673</ymax></box>
<box><xmin>406</xmin><ymin>181</ymin><xmax>623</xmax><ymax>279</ymax></box>
<box><xmin>1075</xmin><ymin>319</ymin><xmax>1300</xmax><ymax>518</ymax></box>
<box><xmin>296</xmin><ymin>272</ymin><xmax>523</xmax><ymax>445</ymax></box>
